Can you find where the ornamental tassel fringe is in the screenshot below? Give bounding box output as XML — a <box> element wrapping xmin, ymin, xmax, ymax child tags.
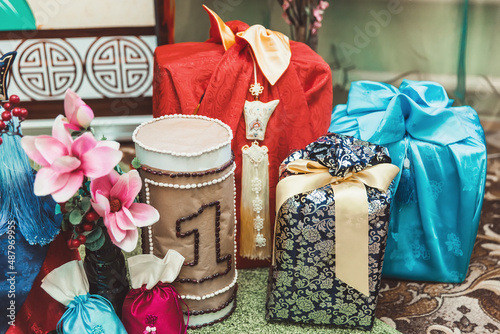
<box><xmin>396</xmin><ymin>157</ymin><xmax>417</xmax><ymax>205</ymax></box>
<box><xmin>240</xmin><ymin>142</ymin><xmax>271</xmax><ymax>260</ymax></box>
<box><xmin>396</xmin><ymin>139</ymin><xmax>417</xmax><ymax>205</ymax></box>
<box><xmin>0</xmin><ymin>119</ymin><xmax>61</xmax><ymax>246</ymax></box>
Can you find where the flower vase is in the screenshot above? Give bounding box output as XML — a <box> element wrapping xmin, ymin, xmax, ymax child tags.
<box><xmin>83</xmin><ymin>223</ymin><xmax>129</xmax><ymax>318</ymax></box>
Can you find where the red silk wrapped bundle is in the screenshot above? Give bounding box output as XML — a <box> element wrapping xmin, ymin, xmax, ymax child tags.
<box><xmin>121</xmin><ymin>251</ymin><xmax>187</xmax><ymax>334</ymax></box>
<box><xmin>153</xmin><ymin>7</ymin><xmax>332</xmax><ymax>268</ymax></box>
<box><xmin>6</xmin><ymin>232</ymin><xmax>80</xmax><ymax>334</ymax></box>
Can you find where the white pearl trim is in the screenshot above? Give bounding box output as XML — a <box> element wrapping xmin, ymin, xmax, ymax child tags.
<box><xmin>143</xmin><ymin>164</ymin><xmax>236</xmax><ymax>190</ymax></box>
<box><xmin>132</xmin><ymin>114</ymin><xmax>233</xmax><ymax>157</ymax></box>
<box><xmin>148</xmin><ymin>226</ymin><xmax>153</xmax><ymax>254</ymax></box>
<box><xmin>180</xmin><ymin>269</ymin><xmax>238</xmax><ymax>300</ymax></box>
<box><xmin>233</xmin><ymin>175</ymin><xmax>238</xmax><ymax>269</ymax></box>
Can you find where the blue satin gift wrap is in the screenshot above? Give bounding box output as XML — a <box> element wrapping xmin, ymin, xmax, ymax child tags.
<box><xmin>329</xmin><ymin>80</ymin><xmax>487</xmax><ymax>283</ymax></box>
<box><xmin>57</xmin><ymin>294</ymin><xmax>127</xmax><ymax>334</ymax></box>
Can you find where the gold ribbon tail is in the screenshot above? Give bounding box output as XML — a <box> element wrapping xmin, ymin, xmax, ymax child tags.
<box><xmin>333</xmin><ymin>180</ymin><xmax>369</xmax><ymax>296</ymax></box>
<box><xmin>203</xmin><ymin>5</ymin><xmax>291</xmax><ymax>86</ymax></box>
<box><xmin>237</xmin><ymin>25</ymin><xmax>291</xmax><ymax>85</ymax></box>
<box><xmin>203</xmin><ymin>5</ymin><xmax>236</xmax><ymax>50</ymax></box>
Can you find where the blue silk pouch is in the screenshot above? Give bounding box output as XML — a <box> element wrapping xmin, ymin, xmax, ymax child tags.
<box><xmin>329</xmin><ymin>80</ymin><xmax>487</xmax><ymax>283</ymax></box>
<box><xmin>57</xmin><ymin>294</ymin><xmax>127</xmax><ymax>334</ymax></box>
<box><xmin>41</xmin><ymin>260</ymin><xmax>127</xmax><ymax>334</ymax></box>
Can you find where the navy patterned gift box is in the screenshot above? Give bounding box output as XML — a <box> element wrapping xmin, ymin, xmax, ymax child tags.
<box><xmin>266</xmin><ymin>133</ymin><xmax>399</xmax><ymax>331</ymax></box>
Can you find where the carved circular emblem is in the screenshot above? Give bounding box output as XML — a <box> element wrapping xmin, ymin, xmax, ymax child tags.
<box><xmin>86</xmin><ymin>37</ymin><xmax>153</xmax><ymax>97</ymax></box>
<box><xmin>13</xmin><ymin>40</ymin><xmax>83</xmax><ymax>100</ymax></box>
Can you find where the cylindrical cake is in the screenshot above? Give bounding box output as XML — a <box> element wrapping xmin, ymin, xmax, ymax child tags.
<box><xmin>132</xmin><ymin>114</ymin><xmax>237</xmax><ymax>329</ymax></box>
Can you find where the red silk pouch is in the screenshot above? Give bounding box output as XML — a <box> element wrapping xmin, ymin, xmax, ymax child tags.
<box><xmin>153</xmin><ymin>7</ymin><xmax>332</xmax><ymax>268</ymax></box>
<box><xmin>122</xmin><ymin>250</ymin><xmax>187</xmax><ymax>334</ymax></box>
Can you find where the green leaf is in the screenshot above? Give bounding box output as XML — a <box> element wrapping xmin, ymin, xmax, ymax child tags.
<box><xmin>100</xmin><ymin>135</ymin><xmax>107</xmax><ymax>140</ymax></box>
<box><xmin>85</xmin><ymin>233</ymin><xmax>105</xmax><ymax>251</ymax></box>
<box><xmin>131</xmin><ymin>157</ymin><xmax>141</xmax><ymax>169</ymax></box>
<box><xmin>29</xmin><ymin>159</ymin><xmax>42</xmax><ymax>171</ymax></box>
<box><xmin>61</xmin><ymin>216</ymin><xmax>70</xmax><ymax>231</ymax></box>
<box><xmin>65</xmin><ymin>201</ymin><xmax>75</xmax><ymax>211</ymax></box>
<box><xmin>69</xmin><ymin>210</ymin><xmax>83</xmax><ymax>225</ymax></box>
<box><xmin>81</xmin><ymin>197</ymin><xmax>91</xmax><ymax>213</ymax></box>
<box><xmin>114</xmin><ymin>163</ymin><xmax>124</xmax><ymax>175</ymax></box>
<box><xmin>85</xmin><ymin>226</ymin><xmax>103</xmax><ymax>243</ymax></box>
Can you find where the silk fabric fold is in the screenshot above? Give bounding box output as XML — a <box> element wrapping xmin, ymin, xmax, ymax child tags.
<box><xmin>40</xmin><ymin>260</ymin><xmax>127</xmax><ymax>334</ymax></box>
<box><xmin>4</xmin><ymin>232</ymin><xmax>79</xmax><ymax>334</ymax></box>
<box><xmin>329</xmin><ymin>79</ymin><xmax>487</xmax><ymax>282</ymax></box>
<box><xmin>153</xmin><ymin>7</ymin><xmax>332</xmax><ymax>269</ymax></box>
<box><xmin>267</xmin><ymin>133</ymin><xmax>395</xmax><ymax>330</ymax></box>
<box><xmin>123</xmin><ymin>282</ymin><xmax>186</xmax><ymax>334</ymax></box>
<box><xmin>122</xmin><ymin>251</ymin><xmax>186</xmax><ymax>333</ymax></box>
<box><xmin>203</xmin><ymin>5</ymin><xmax>291</xmax><ymax>85</ymax></box>
<box><xmin>276</xmin><ymin>160</ymin><xmax>399</xmax><ymax>296</ymax></box>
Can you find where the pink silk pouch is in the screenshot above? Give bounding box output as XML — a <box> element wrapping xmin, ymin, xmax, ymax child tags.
<box><xmin>122</xmin><ymin>250</ymin><xmax>188</xmax><ymax>334</ymax></box>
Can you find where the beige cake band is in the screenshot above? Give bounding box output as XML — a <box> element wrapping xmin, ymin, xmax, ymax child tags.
<box><xmin>133</xmin><ymin>115</ymin><xmax>233</xmax><ymax>172</ymax></box>
<box><xmin>134</xmin><ymin>114</ymin><xmax>237</xmax><ymax>328</ymax></box>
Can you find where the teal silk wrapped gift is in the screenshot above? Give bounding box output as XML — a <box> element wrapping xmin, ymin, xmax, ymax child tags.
<box><xmin>329</xmin><ymin>80</ymin><xmax>487</xmax><ymax>283</ymax></box>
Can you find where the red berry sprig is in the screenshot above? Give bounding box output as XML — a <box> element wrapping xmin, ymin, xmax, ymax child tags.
<box><xmin>0</xmin><ymin>95</ymin><xmax>28</xmax><ymax>145</ymax></box>
<box><xmin>67</xmin><ymin>237</ymin><xmax>81</xmax><ymax>249</ymax></box>
<box><xmin>66</xmin><ymin>207</ymin><xmax>100</xmax><ymax>250</ymax></box>
<box><xmin>9</xmin><ymin>95</ymin><xmax>20</xmax><ymax>105</ymax></box>
<box><xmin>82</xmin><ymin>221</ymin><xmax>95</xmax><ymax>231</ymax></box>
<box><xmin>77</xmin><ymin>234</ymin><xmax>87</xmax><ymax>244</ymax></box>
<box><xmin>85</xmin><ymin>211</ymin><xmax>99</xmax><ymax>222</ymax></box>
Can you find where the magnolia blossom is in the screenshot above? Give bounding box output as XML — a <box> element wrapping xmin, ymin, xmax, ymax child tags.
<box><xmin>63</xmin><ymin>89</ymin><xmax>94</xmax><ymax>130</ymax></box>
<box><xmin>21</xmin><ymin>115</ymin><xmax>122</xmax><ymax>202</ymax></box>
<box><xmin>90</xmin><ymin>170</ymin><xmax>159</xmax><ymax>252</ymax></box>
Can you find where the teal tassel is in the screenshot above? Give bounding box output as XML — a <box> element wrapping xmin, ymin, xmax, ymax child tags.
<box><xmin>0</xmin><ymin>118</ymin><xmax>61</xmax><ymax>245</ymax></box>
<box><xmin>395</xmin><ymin>157</ymin><xmax>417</xmax><ymax>205</ymax></box>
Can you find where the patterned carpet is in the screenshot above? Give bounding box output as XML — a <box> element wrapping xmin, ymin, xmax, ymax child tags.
<box><xmin>376</xmin><ymin>133</ymin><xmax>500</xmax><ymax>334</ymax></box>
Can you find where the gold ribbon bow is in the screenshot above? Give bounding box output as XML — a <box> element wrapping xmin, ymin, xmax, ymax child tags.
<box><xmin>203</xmin><ymin>5</ymin><xmax>291</xmax><ymax>85</ymax></box>
<box><xmin>275</xmin><ymin>159</ymin><xmax>399</xmax><ymax>296</ymax></box>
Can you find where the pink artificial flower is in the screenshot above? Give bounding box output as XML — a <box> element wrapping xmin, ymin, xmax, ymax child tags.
<box><xmin>311</xmin><ymin>20</ymin><xmax>322</xmax><ymax>35</ymax></box>
<box><xmin>313</xmin><ymin>8</ymin><xmax>324</xmax><ymax>23</ymax></box>
<box><xmin>63</xmin><ymin>89</ymin><xmax>94</xmax><ymax>130</ymax></box>
<box><xmin>90</xmin><ymin>170</ymin><xmax>159</xmax><ymax>252</ymax></box>
<box><xmin>319</xmin><ymin>0</ymin><xmax>329</xmax><ymax>10</ymax></box>
<box><xmin>21</xmin><ymin>115</ymin><xmax>122</xmax><ymax>202</ymax></box>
